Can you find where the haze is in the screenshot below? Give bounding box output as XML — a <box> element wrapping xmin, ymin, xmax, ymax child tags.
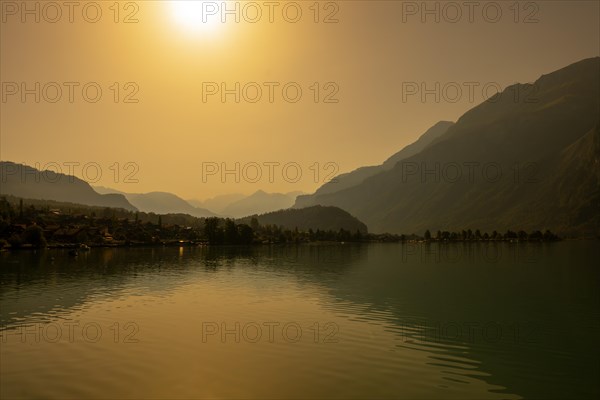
<box><xmin>1</xmin><ymin>0</ymin><xmax>598</xmax><ymax>199</ymax></box>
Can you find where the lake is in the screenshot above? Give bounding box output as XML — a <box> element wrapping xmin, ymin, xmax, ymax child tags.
<box><xmin>1</xmin><ymin>242</ymin><xmax>599</xmax><ymax>399</ymax></box>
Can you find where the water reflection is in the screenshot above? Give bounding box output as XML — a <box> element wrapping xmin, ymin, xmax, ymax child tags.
<box><xmin>1</xmin><ymin>242</ymin><xmax>599</xmax><ymax>399</ymax></box>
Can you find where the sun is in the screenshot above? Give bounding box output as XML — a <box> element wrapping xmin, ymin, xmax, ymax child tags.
<box><xmin>170</xmin><ymin>1</ymin><xmax>224</xmax><ymax>34</ymax></box>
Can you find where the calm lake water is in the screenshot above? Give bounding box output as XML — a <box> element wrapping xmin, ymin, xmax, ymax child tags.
<box><xmin>1</xmin><ymin>242</ymin><xmax>599</xmax><ymax>399</ymax></box>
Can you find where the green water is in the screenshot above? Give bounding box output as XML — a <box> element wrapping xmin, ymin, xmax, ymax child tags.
<box><xmin>1</xmin><ymin>242</ymin><xmax>599</xmax><ymax>399</ymax></box>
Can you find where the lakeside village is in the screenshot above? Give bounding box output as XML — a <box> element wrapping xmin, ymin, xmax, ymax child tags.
<box><xmin>0</xmin><ymin>196</ymin><xmax>560</xmax><ymax>252</ymax></box>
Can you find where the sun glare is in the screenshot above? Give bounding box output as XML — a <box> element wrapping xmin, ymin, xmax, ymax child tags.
<box><xmin>170</xmin><ymin>1</ymin><xmax>224</xmax><ymax>34</ymax></box>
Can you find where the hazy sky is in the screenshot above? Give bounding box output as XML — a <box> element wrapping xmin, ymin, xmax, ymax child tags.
<box><xmin>1</xmin><ymin>0</ymin><xmax>598</xmax><ymax>199</ymax></box>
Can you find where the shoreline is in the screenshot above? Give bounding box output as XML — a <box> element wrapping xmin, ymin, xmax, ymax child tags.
<box><xmin>1</xmin><ymin>237</ymin><xmax>585</xmax><ymax>253</ymax></box>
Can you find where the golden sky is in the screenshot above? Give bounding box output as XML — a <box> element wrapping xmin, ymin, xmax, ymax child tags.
<box><xmin>1</xmin><ymin>0</ymin><xmax>599</xmax><ymax>199</ymax></box>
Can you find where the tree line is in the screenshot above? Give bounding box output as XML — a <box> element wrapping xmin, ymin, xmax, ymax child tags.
<box><xmin>0</xmin><ymin>196</ymin><xmax>561</xmax><ymax>250</ymax></box>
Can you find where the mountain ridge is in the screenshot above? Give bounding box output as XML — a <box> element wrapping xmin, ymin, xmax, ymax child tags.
<box><xmin>93</xmin><ymin>186</ymin><xmax>218</xmax><ymax>218</ymax></box>
<box><xmin>238</xmin><ymin>205</ymin><xmax>368</xmax><ymax>234</ymax></box>
<box><xmin>0</xmin><ymin>162</ymin><xmax>137</xmax><ymax>212</ymax></box>
<box><xmin>296</xmin><ymin>121</ymin><xmax>454</xmax><ymax>204</ymax></box>
<box><xmin>294</xmin><ymin>57</ymin><xmax>600</xmax><ymax>235</ymax></box>
<box><xmin>221</xmin><ymin>190</ymin><xmax>302</xmax><ymax>218</ymax></box>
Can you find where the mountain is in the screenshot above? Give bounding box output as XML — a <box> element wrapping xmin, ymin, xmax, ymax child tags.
<box><xmin>187</xmin><ymin>193</ymin><xmax>246</xmax><ymax>214</ymax></box>
<box><xmin>537</xmin><ymin>122</ymin><xmax>600</xmax><ymax>233</ymax></box>
<box><xmin>93</xmin><ymin>186</ymin><xmax>126</xmax><ymax>195</ymax></box>
<box><xmin>238</xmin><ymin>205</ymin><xmax>368</xmax><ymax>234</ymax></box>
<box><xmin>293</xmin><ymin>57</ymin><xmax>600</xmax><ymax>235</ymax></box>
<box><xmin>220</xmin><ymin>190</ymin><xmax>303</xmax><ymax>218</ymax></box>
<box><xmin>125</xmin><ymin>192</ymin><xmax>218</xmax><ymax>218</ymax></box>
<box><xmin>0</xmin><ymin>162</ymin><xmax>137</xmax><ymax>211</ymax></box>
<box><xmin>93</xmin><ymin>186</ymin><xmax>217</xmax><ymax>218</ymax></box>
<box><xmin>296</xmin><ymin>121</ymin><xmax>453</xmax><ymax>205</ymax></box>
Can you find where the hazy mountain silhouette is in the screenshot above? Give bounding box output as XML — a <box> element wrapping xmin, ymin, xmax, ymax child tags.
<box><xmin>93</xmin><ymin>186</ymin><xmax>218</xmax><ymax>218</ymax></box>
<box><xmin>187</xmin><ymin>193</ymin><xmax>245</xmax><ymax>213</ymax></box>
<box><xmin>297</xmin><ymin>121</ymin><xmax>454</xmax><ymax>203</ymax></box>
<box><xmin>294</xmin><ymin>57</ymin><xmax>600</xmax><ymax>235</ymax></box>
<box><xmin>221</xmin><ymin>190</ymin><xmax>303</xmax><ymax>218</ymax></box>
<box><xmin>0</xmin><ymin>162</ymin><xmax>136</xmax><ymax>211</ymax></box>
<box><xmin>238</xmin><ymin>205</ymin><xmax>368</xmax><ymax>233</ymax></box>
